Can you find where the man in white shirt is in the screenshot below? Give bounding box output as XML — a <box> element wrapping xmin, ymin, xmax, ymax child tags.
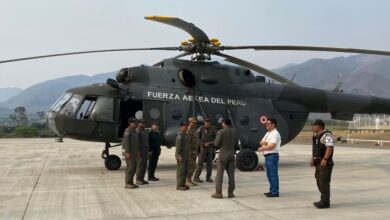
<box><xmin>258</xmin><ymin>118</ymin><xmax>281</xmax><ymax>197</ymax></box>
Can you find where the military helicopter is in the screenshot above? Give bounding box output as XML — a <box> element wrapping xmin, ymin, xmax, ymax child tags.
<box><xmin>2</xmin><ymin>16</ymin><xmax>390</xmax><ymax>171</ymax></box>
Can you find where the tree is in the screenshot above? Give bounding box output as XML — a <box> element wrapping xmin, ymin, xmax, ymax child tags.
<box><xmin>37</xmin><ymin>111</ymin><xmax>46</xmax><ymax>121</ymax></box>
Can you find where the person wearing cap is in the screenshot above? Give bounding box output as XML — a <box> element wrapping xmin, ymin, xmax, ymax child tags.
<box><xmin>148</xmin><ymin>121</ymin><xmax>161</xmax><ymax>181</ymax></box>
<box><xmin>186</xmin><ymin>117</ymin><xmax>200</xmax><ymax>187</ymax></box>
<box><xmin>258</xmin><ymin>118</ymin><xmax>281</xmax><ymax>198</ymax></box>
<box><xmin>211</xmin><ymin>117</ymin><xmax>239</xmax><ymax>199</ymax></box>
<box><xmin>311</xmin><ymin>119</ymin><xmax>334</xmax><ymax>209</ymax></box>
<box><xmin>123</xmin><ymin>117</ymin><xmax>141</xmax><ymax>189</ymax></box>
<box><xmin>176</xmin><ymin>121</ymin><xmax>190</xmax><ymax>190</ymax></box>
<box><xmin>136</xmin><ymin>119</ymin><xmax>149</xmax><ymax>185</ymax></box>
<box><xmin>194</xmin><ymin>118</ymin><xmax>216</xmax><ymax>183</ymax></box>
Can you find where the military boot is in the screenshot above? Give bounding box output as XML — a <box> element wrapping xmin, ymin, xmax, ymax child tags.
<box><xmin>211</xmin><ymin>193</ymin><xmax>223</xmax><ymax>199</ymax></box>
<box><xmin>228</xmin><ymin>192</ymin><xmax>235</xmax><ymax>198</ymax></box>
<box><xmin>206</xmin><ymin>178</ymin><xmax>213</xmax><ymax>183</ymax></box>
<box><xmin>193</xmin><ymin>177</ymin><xmax>203</xmax><ymax>183</ymax></box>
<box><xmin>313</xmin><ymin>201</ymin><xmax>322</xmax><ymax>206</ymax></box>
<box><xmin>176</xmin><ymin>186</ymin><xmax>188</xmax><ymax>191</ymax></box>
<box><xmin>316</xmin><ymin>202</ymin><xmax>330</xmax><ymax>209</ymax></box>
<box><xmin>125</xmin><ymin>183</ymin><xmax>139</xmax><ymax>189</ymax></box>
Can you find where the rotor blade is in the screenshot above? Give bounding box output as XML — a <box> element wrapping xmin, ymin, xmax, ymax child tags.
<box><xmin>217</xmin><ymin>52</ymin><xmax>300</xmax><ymax>87</ymax></box>
<box><xmin>153</xmin><ymin>53</ymin><xmax>188</xmax><ymax>66</ymax></box>
<box><xmin>0</xmin><ymin>47</ymin><xmax>179</xmax><ymax>64</ymax></box>
<box><xmin>223</xmin><ymin>45</ymin><xmax>390</xmax><ymax>56</ymax></box>
<box><xmin>145</xmin><ymin>16</ymin><xmax>210</xmax><ymax>43</ymax></box>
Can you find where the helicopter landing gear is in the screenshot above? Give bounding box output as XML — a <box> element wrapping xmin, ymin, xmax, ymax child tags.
<box><xmin>101</xmin><ymin>143</ymin><xmax>122</xmax><ymax>170</ymax></box>
<box><xmin>236</xmin><ymin>149</ymin><xmax>259</xmax><ymax>171</ymax></box>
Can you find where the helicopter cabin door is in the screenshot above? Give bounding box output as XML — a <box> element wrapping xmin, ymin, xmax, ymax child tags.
<box><xmin>118</xmin><ymin>99</ymin><xmax>143</xmax><ymax>138</ymax></box>
<box><xmin>143</xmin><ymin>100</ymin><xmax>166</xmax><ymax>130</ymax></box>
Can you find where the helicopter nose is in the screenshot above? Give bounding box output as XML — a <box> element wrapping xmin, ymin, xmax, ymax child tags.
<box><xmin>46</xmin><ymin>111</ymin><xmax>60</xmax><ymax>136</ymax></box>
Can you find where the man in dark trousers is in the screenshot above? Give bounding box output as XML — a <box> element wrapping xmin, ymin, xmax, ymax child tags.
<box><xmin>136</xmin><ymin>119</ymin><xmax>149</xmax><ymax>185</ymax></box>
<box><xmin>212</xmin><ymin>118</ymin><xmax>239</xmax><ymax>199</ymax></box>
<box><xmin>123</xmin><ymin>118</ymin><xmax>140</xmax><ymax>189</ymax></box>
<box><xmin>310</xmin><ymin>119</ymin><xmax>334</xmax><ymax>209</ymax></box>
<box><xmin>194</xmin><ymin>118</ymin><xmax>216</xmax><ymax>183</ymax></box>
<box><xmin>148</xmin><ymin>121</ymin><xmax>161</xmax><ymax>181</ymax></box>
<box><xmin>176</xmin><ymin>121</ymin><xmax>190</xmax><ymax>191</ymax></box>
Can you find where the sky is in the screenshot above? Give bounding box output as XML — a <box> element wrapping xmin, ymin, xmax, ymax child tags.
<box><xmin>1</xmin><ymin>0</ymin><xmax>390</xmax><ymax>88</ymax></box>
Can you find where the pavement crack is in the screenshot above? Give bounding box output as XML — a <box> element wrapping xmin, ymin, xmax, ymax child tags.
<box><xmin>21</xmin><ymin>142</ymin><xmax>53</xmax><ymax>220</ymax></box>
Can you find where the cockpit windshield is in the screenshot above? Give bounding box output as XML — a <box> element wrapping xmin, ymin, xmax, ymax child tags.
<box><xmin>60</xmin><ymin>94</ymin><xmax>83</xmax><ymax>117</ymax></box>
<box><xmin>50</xmin><ymin>93</ymin><xmax>72</xmax><ymax>112</ymax></box>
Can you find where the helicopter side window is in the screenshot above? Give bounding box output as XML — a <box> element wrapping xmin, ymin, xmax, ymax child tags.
<box><xmin>60</xmin><ymin>95</ymin><xmax>82</xmax><ymax>117</ymax></box>
<box><xmin>89</xmin><ymin>96</ymin><xmax>114</xmax><ymax>122</ymax></box>
<box><xmin>77</xmin><ymin>97</ymin><xmax>97</xmax><ymax>120</ymax></box>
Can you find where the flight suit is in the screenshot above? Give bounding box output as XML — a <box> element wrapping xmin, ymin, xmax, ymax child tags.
<box><xmin>136</xmin><ymin>127</ymin><xmax>149</xmax><ymax>181</ymax></box>
<box><xmin>123</xmin><ymin>127</ymin><xmax>140</xmax><ymax>185</ymax></box>
<box><xmin>213</xmin><ymin>127</ymin><xmax>239</xmax><ymax>194</ymax></box>
<box><xmin>176</xmin><ymin>131</ymin><xmax>190</xmax><ymax>188</ymax></box>
<box><xmin>187</xmin><ymin>127</ymin><xmax>200</xmax><ymax>180</ymax></box>
<box><xmin>148</xmin><ymin>129</ymin><xmax>161</xmax><ymax>179</ymax></box>
<box><xmin>194</xmin><ymin>125</ymin><xmax>216</xmax><ymax>180</ymax></box>
<box><xmin>313</xmin><ymin>131</ymin><xmax>334</xmax><ymax>204</ymax></box>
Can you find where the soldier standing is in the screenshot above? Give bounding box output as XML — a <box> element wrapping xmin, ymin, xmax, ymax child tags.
<box><xmin>176</xmin><ymin>121</ymin><xmax>190</xmax><ymax>191</ymax></box>
<box><xmin>148</xmin><ymin>121</ymin><xmax>161</xmax><ymax>181</ymax></box>
<box><xmin>136</xmin><ymin>119</ymin><xmax>149</xmax><ymax>185</ymax></box>
<box><xmin>211</xmin><ymin>118</ymin><xmax>239</xmax><ymax>199</ymax></box>
<box><xmin>123</xmin><ymin>118</ymin><xmax>140</xmax><ymax>189</ymax></box>
<box><xmin>194</xmin><ymin>118</ymin><xmax>216</xmax><ymax>183</ymax></box>
<box><xmin>186</xmin><ymin>117</ymin><xmax>200</xmax><ymax>187</ymax></box>
<box><xmin>310</xmin><ymin>119</ymin><xmax>334</xmax><ymax>209</ymax></box>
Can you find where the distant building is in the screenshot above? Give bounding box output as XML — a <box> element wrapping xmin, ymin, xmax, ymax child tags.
<box><xmin>348</xmin><ymin>114</ymin><xmax>390</xmax><ymax>133</ymax></box>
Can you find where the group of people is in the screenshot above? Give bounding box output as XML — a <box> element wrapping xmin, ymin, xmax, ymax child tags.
<box><xmin>122</xmin><ymin>116</ymin><xmax>335</xmax><ymax>209</ymax></box>
<box><xmin>122</xmin><ymin>118</ymin><xmax>161</xmax><ymax>188</ymax></box>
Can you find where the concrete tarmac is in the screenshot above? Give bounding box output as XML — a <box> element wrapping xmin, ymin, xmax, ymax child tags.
<box><xmin>0</xmin><ymin>138</ymin><xmax>389</xmax><ymax>220</ymax></box>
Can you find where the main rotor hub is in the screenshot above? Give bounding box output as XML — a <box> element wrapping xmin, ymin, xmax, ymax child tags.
<box><xmin>178</xmin><ymin>38</ymin><xmax>223</xmax><ymax>61</ymax></box>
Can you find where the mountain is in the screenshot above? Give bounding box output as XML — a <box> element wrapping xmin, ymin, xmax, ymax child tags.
<box><xmin>0</xmin><ymin>72</ymin><xmax>116</xmax><ymax>113</ymax></box>
<box><xmin>0</xmin><ymin>87</ymin><xmax>23</xmax><ymax>102</ymax></box>
<box><xmin>276</xmin><ymin>55</ymin><xmax>390</xmax><ymax>97</ymax></box>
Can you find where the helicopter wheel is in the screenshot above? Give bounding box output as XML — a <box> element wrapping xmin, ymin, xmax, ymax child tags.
<box><xmin>105</xmin><ymin>155</ymin><xmax>122</xmax><ymax>170</ymax></box>
<box><xmin>236</xmin><ymin>149</ymin><xmax>258</xmax><ymax>171</ymax></box>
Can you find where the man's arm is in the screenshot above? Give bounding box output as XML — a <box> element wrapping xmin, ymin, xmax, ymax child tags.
<box><xmin>213</xmin><ymin>131</ymin><xmax>222</xmax><ymax>149</ymax></box>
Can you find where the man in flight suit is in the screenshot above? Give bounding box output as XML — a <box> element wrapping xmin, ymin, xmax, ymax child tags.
<box><xmin>176</xmin><ymin>121</ymin><xmax>190</xmax><ymax>191</ymax></box>
<box><xmin>123</xmin><ymin>117</ymin><xmax>140</xmax><ymax>189</ymax></box>
<box><xmin>136</xmin><ymin>119</ymin><xmax>149</xmax><ymax>185</ymax></box>
<box><xmin>194</xmin><ymin>118</ymin><xmax>216</xmax><ymax>183</ymax></box>
<box><xmin>310</xmin><ymin>119</ymin><xmax>335</xmax><ymax>209</ymax></box>
<box><xmin>212</xmin><ymin>118</ymin><xmax>239</xmax><ymax>199</ymax></box>
<box><xmin>186</xmin><ymin>117</ymin><xmax>200</xmax><ymax>187</ymax></box>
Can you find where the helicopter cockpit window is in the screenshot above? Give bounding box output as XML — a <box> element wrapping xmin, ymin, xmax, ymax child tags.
<box><xmin>60</xmin><ymin>95</ymin><xmax>82</xmax><ymax>117</ymax></box>
<box><xmin>77</xmin><ymin>97</ymin><xmax>97</xmax><ymax>120</ymax></box>
<box><xmin>50</xmin><ymin>92</ymin><xmax>72</xmax><ymax>112</ymax></box>
<box><xmin>90</xmin><ymin>96</ymin><xmax>114</xmax><ymax>122</ymax></box>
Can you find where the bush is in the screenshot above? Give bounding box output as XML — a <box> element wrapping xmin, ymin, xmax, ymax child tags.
<box><xmin>12</xmin><ymin>126</ymin><xmax>39</xmax><ymax>138</ymax></box>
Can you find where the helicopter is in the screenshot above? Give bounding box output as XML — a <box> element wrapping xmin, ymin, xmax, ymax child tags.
<box><xmin>2</xmin><ymin>16</ymin><xmax>390</xmax><ymax>171</ymax></box>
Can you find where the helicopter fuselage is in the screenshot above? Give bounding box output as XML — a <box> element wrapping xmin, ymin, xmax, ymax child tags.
<box><xmin>47</xmin><ymin>58</ymin><xmax>390</xmax><ymax>151</ymax></box>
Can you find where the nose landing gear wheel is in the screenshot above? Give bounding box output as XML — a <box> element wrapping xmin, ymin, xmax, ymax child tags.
<box><xmin>236</xmin><ymin>149</ymin><xmax>258</xmax><ymax>171</ymax></box>
<box><xmin>105</xmin><ymin>155</ymin><xmax>122</xmax><ymax>170</ymax></box>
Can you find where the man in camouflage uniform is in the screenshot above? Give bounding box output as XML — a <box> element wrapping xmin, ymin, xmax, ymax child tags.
<box><xmin>194</xmin><ymin>118</ymin><xmax>216</xmax><ymax>183</ymax></box>
<box><xmin>212</xmin><ymin>118</ymin><xmax>239</xmax><ymax>199</ymax></box>
<box><xmin>186</xmin><ymin>117</ymin><xmax>200</xmax><ymax>187</ymax></box>
<box><xmin>123</xmin><ymin>118</ymin><xmax>140</xmax><ymax>189</ymax></box>
<box><xmin>136</xmin><ymin>119</ymin><xmax>149</xmax><ymax>185</ymax></box>
<box><xmin>176</xmin><ymin>121</ymin><xmax>190</xmax><ymax>191</ymax></box>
